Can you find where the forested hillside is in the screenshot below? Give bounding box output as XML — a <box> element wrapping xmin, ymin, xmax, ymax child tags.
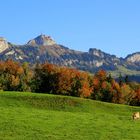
<box><xmin>0</xmin><ymin>60</ymin><xmax>140</xmax><ymax>106</ymax></box>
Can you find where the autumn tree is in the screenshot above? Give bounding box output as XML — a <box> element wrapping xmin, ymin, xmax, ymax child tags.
<box><xmin>56</xmin><ymin>68</ymin><xmax>75</xmax><ymax>95</ymax></box>
<box><xmin>18</xmin><ymin>62</ymin><xmax>33</xmax><ymax>91</ymax></box>
<box><xmin>0</xmin><ymin>60</ymin><xmax>32</xmax><ymax>91</ymax></box>
<box><xmin>32</xmin><ymin>62</ymin><xmax>59</xmax><ymax>93</ymax></box>
<box><xmin>91</xmin><ymin>70</ymin><xmax>109</xmax><ymax>100</ymax></box>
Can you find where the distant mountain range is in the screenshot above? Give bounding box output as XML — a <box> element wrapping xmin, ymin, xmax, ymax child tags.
<box><xmin>0</xmin><ymin>34</ymin><xmax>140</xmax><ymax>81</ymax></box>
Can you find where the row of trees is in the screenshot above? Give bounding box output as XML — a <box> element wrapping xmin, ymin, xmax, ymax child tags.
<box><xmin>0</xmin><ymin>60</ymin><xmax>140</xmax><ymax>106</ymax></box>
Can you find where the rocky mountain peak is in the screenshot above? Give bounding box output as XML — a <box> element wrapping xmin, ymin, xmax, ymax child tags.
<box><xmin>89</xmin><ymin>48</ymin><xmax>105</xmax><ymax>58</ymax></box>
<box><xmin>126</xmin><ymin>52</ymin><xmax>140</xmax><ymax>63</ymax></box>
<box><xmin>0</xmin><ymin>37</ymin><xmax>9</xmax><ymax>53</ymax></box>
<box><xmin>27</xmin><ymin>34</ymin><xmax>56</xmax><ymax>46</ymax></box>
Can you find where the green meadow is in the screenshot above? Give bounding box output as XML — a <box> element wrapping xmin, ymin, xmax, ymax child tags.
<box><xmin>0</xmin><ymin>91</ymin><xmax>139</xmax><ymax>140</ymax></box>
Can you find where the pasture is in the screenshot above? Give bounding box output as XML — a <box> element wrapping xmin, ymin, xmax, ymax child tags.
<box><xmin>0</xmin><ymin>91</ymin><xmax>139</xmax><ymax>140</ymax></box>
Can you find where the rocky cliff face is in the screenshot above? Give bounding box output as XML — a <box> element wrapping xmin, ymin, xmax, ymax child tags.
<box><xmin>0</xmin><ymin>34</ymin><xmax>139</xmax><ymax>74</ymax></box>
<box><xmin>0</xmin><ymin>37</ymin><xmax>9</xmax><ymax>53</ymax></box>
<box><xmin>126</xmin><ymin>53</ymin><xmax>140</xmax><ymax>63</ymax></box>
<box><xmin>124</xmin><ymin>53</ymin><xmax>140</xmax><ymax>71</ymax></box>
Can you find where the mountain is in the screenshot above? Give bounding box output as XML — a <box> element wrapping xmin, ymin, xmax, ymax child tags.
<box><xmin>126</xmin><ymin>52</ymin><xmax>140</xmax><ymax>63</ymax></box>
<box><xmin>0</xmin><ymin>34</ymin><xmax>140</xmax><ymax>80</ymax></box>
<box><xmin>0</xmin><ymin>37</ymin><xmax>9</xmax><ymax>53</ymax></box>
<box><xmin>125</xmin><ymin>52</ymin><xmax>140</xmax><ymax>71</ymax></box>
<box><xmin>27</xmin><ymin>34</ymin><xmax>56</xmax><ymax>46</ymax></box>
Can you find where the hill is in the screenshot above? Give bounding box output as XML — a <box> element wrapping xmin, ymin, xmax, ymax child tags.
<box><xmin>0</xmin><ymin>35</ymin><xmax>140</xmax><ymax>81</ymax></box>
<box><xmin>0</xmin><ymin>91</ymin><xmax>140</xmax><ymax>139</ymax></box>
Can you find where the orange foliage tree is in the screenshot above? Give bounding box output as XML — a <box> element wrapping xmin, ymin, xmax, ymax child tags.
<box><xmin>0</xmin><ymin>60</ymin><xmax>32</xmax><ymax>91</ymax></box>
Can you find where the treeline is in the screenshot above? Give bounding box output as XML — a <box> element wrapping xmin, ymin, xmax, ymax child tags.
<box><xmin>0</xmin><ymin>60</ymin><xmax>140</xmax><ymax>106</ymax></box>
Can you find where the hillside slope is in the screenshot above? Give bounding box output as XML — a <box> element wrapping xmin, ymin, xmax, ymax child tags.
<box><xmin>0</xmin><ymin>92</ymin><xmax>140</xmax><ymax>140</ymax></box>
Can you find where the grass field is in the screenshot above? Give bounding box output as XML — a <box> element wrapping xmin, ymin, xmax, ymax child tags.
<box><xmin>0</xmin><ymin>91</ymin><xmax>140</xmax><ymax>140</ymax></box>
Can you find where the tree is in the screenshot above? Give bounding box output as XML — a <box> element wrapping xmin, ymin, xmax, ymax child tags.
<box><xmin>124</xmin><ymin>75</ymin><xmax>129</xmax><ymax>84</ymax></box>
<box><xmin>91</xmin><ymin>70</ymin><xmax>107</xmax><ymax>100</ymax></box>
<box><xmin>118</xmin><ymin>73</ymin><xmax>123</xmax><ymax>86</ymax></box>
<box><xmin>107</xmin><ymin>73</ymin><xmax>113</xmax><ymax>83</ymax></box>
<box><xmin>119</xmin><ymin>84</ymin><xmax>135</xmax><ymax>104</ymax></box>
<box><xmin>18</xmin><ymin>62</ymin><xmax>33</xmax><ymax>91</ymax></box>
<box><xmin>56</xmin><ymin>67</ymin><xmax>73</xmax><ymax>95</ymax></box>
<box><xmin>32</xmin><ymin>62</ymin><xmax>59</xmax><ymax>93</ymax></box>
<box><xmin>100</xmin><ymin>81</ymin><xmax>113</xmax><ymax>102</ymax></box>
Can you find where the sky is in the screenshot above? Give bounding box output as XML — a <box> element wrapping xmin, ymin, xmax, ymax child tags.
<box><xmin>0</xmin><ymin>0</ymin><xmax>140</xmax><ymax>58</ymax></box>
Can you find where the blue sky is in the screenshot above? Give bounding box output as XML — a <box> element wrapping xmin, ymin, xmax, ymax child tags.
<box><xmin>0</xmin><ymin>0</ymin><xmax>140</xmax><ymax>58</ymax></box>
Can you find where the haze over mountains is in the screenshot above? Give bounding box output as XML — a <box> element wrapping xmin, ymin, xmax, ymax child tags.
<box><xmin>0</xmin><ymin>34</ymin><xmax>140</xmax><ymax>79</ymax></box>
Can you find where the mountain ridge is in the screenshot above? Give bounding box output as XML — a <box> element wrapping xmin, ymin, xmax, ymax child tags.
<box><xmin>0</xmin><ymin>34</ymin><xmax>140</xmax><ymax>79</ymax></box>
<box><xmin>0</xmin><ymin>34</ymin><xmax>138</xmax><ymax>59</ymax></box>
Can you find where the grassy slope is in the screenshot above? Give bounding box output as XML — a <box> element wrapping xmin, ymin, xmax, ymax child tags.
<box><xmin>0</xmin><ymin>92</ymin><xmax>140</xmax><ymax>140</ymax></box>
<box><xmin>109</xmin><ymin>66</ymin><xmax>140</xmax><ymax>77</ymax></box>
